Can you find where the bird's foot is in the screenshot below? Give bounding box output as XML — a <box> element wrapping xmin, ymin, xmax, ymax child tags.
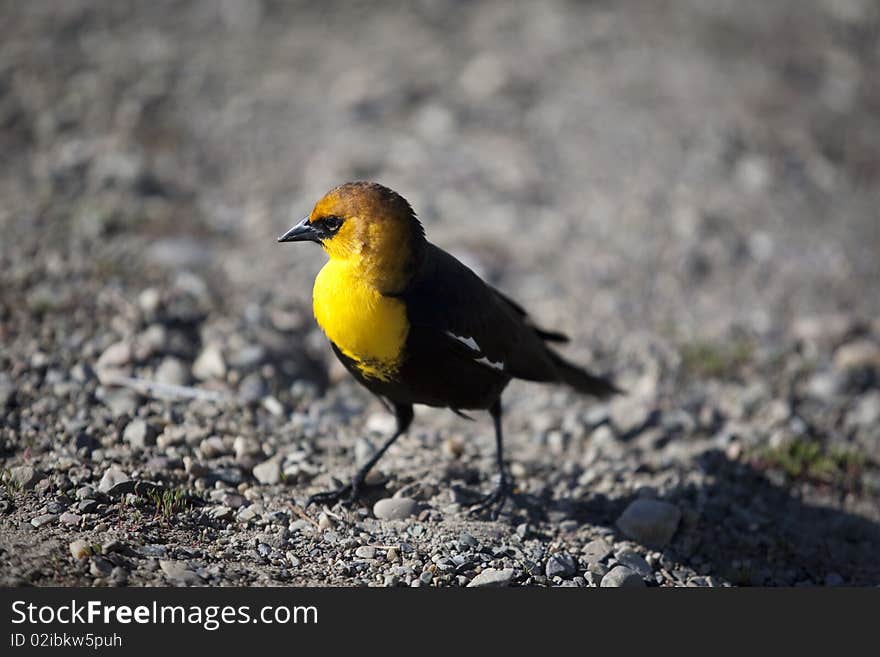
<box><xmin>305</xmin><ymin>476</ymin><xmax>364</xmax><ymax>509</ymax></box>
<box><xmin>468</xmin><ymin>477</ymin><xmax>512</xmax><ymax>520</ymax></box>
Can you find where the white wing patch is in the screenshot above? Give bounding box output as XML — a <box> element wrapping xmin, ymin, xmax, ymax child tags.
<box><xmin>475</xmin><ymin>356</ymin><xmax>505</xmax><ymax>371</ymax></box>
<box><xmin>445</xmin><ymin>331</ymin><xmax>505</xmax><ymax>372</ymax></box>
<box><xmin>445</xmin><ymin>331</ymin><xmax>480</xmax><ymax>352</ymax></box>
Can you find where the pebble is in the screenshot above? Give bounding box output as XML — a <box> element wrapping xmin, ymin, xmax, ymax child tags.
<box><xmin>200</xmin><ymin>436</ymin><xmax>228</xmax><ymax>459</ymax></box>
<box><xmin>192</xmin><ymin>344</ymin><xmax>226</xmax><ymax>380</ymax></box>
<box><xmin>366</xmin><ymin>412</ymin><xmax>397</xmax><ymax>435</ymax></box>
<box><xmin>610</xmin><ymin>395</ymin><xmax>654</xmax><ymax>435</ymax></box>
<box><xmin>101</xmin><ymin>390</ymin><xmax>139</xmax><ymax>417</ymax></box>
<box><xmin>373</xmin><ymin>497</ymin><xmax>419</xmax><ymax>520</ymax></box>
<box><xmin>355</xmin><ymin>546</ymin><xmax>376</xmax><ymax>560</ymax></box>
<box><xmin>467</xmin><ymin>568</ymin><xmax>516</xmax><ymax>587</ymax></box>
<box><xmin>77</xmin><ymin>499</ymin><xmax>99</xmax><ymax>514</ymax></box>
<box><xmin>90</xmin><ymin>556</ymin><xmax>114</xmax><ymax>578</ymax></box>
<box><xmin>233</xmin><ymin>436</ymin><xmax>261</xmax><ymax>461</ymax></box>
<box><xmin>601</xmin><ymin>565</ymin><xmax>645</xmax><ymax>588</ymax></box>
<box><xmin>252</xmin><ymin>460</ymin><xmax>281</xmax><ymax>485</ymax></box>
<box><xmin>0</xmin><ymin>376</ymin><xmax>14</xmax><ymax>407</ymax></box>
<box><xmin>615</xmin><ymin>550</ymin><xmax>652</xmax><ymax>577</ymax></box>
<box><xmin>69</xmin><ymin>540</ymin><xmax>92</xmax><ymax>559</ymax></box>
<box><xmin>123</xmin><ymin>419</ymin><xmax>155</xmax><ymax>449</ymax></box>
<box><xmin>31</xmin><ymin>513</ymin><xmax>59</xmax><ymax>528</ymax></box>
<box><xmin>138</xmin><ymin>288</ymin><xmax>161</xmax><ymax>317</ymax></box>
<box><xmin>159</xmin><ymin>560</ymin><xmax>203</xmax><ymax>585</ymax></box>
<box><xmin>7</xmin><ymin>465</ymin><xmax>40</xmax><ymax>490</ymax></box>
<box><xmin>98</xmin><ymin>466</ymin><xmax>131</xmax><ymax>494</ymax></box>
<box><xmin>97</xmin><ymin>341</ymin><xmax>131</xmax><ymax>369</ymax></box>
<box><xmin>545</xmin><ymin>552</ymin><xmax>578</xmax><ymax>578</ymax></box>
<box><xmin>59</xmin><ymin>511</ymin><xmax>82</xmax><ymax>526</ymax></box>
<box><xmin>849</xmin><ymin>392</ymin><xmax>880</xmax><ymax>428</ymax></box>
<box><xmin>583</xmin><ymin>539</ymin><xmax>612</xmax><ymax>564</ymax></box>
<box><xmin>154</xmin><ymin>357</ymin><xmax>191</xmax><ymax>386</ymax></box>
<box><xmin>262</xmin><ymin>396</ymin><xmax>284</xmax><ymax>417</ymax></box>
<box><xmin>616</xmin><ymin>499</ymin><xmax>682</xmax><ymax>547</ymax></box>
<box><xmin>230</xmin><ymin>344</ymin><xmax>266</xmax><ymax>371</ymax></box>
<box><xmin>834</xmin><ymin>339</ymin><xmax>880</xmax><ymax>371</ymax></box>
<box><xmin>238</xmin><ymin>373</ymin><xmax>267</xmax><ymax>404</ymax></box>
<box><xmin>208</xmin><ymin>506</ymin><xmax>233</xmax><ymax>521</ymax></box>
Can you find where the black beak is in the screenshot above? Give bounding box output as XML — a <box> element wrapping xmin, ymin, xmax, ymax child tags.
<box><xmin>277</xmin><ymin>217</ymin><xmax>320</xmax><ymax>243</ymax></box>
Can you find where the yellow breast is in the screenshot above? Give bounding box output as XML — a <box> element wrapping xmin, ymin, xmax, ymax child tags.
<box><xmin>312</xmin><ymin>259</ymin><xmax>409</xmax><ymax>381</ymax></box>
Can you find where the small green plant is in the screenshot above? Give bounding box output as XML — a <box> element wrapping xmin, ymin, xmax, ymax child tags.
<box><xmin>1</xmin><ymin>468</ymin><xmax>22</xmax><ymax>495</ymax></box>
<box><xmin>679</xmin><ymin>338</ymin><xmax>754</xmax><ymax>380</ymax></box>
<box><xmin>146</xmin><ymin>488</ymin><xmax>188</xmax><ymax>521</ymax></box>
<box><xmin>754</xmin><ymin>439</ymin><xmax>868</xmax><ymax>489</ymax></box>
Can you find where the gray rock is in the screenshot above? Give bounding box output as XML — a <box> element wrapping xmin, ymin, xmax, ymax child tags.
<box><xmin>238</xmin><ymin>373</ymin><xmax>267</xmax><ymax>404</ymax></box>
<box><xmin>69</xmin><ymin>540</ymin><xmax>92</xmax><ymax>559</ymax></box>
<box><xmin>601</xmin><ymin>565</ymin><xmax>645</xmax><ymax>587</ymax></box>
<box><xmin>97</xmin><ymin>341</ymin><xmax>131</xmax><ymax>369</ymax></box>
<box><xmin>583</xmin><ymin>539</ymin><xmax>612</xmax><ymax>564</ymax></box>
<box><xmin>7</xmin><ymin>465</ymin><xmax>40</xmax><ymax>490</ymax></box>
<box><xmin>467</xmin><ymin>567</ymin><xmax>516</xmax><ymax>587</ymax></box>
<box><xmin>262</xmin><ymin>396</ymin><xmax>284</xmax><ymax>417</ymax></box>
<box><xmin>355</xmin><ymin>546</ymin><xmax>377</xmax><ymax>559</ymax></box>
<box><xmin>200</xmin><ymin>436</ymin><xmax>229</xmax><ymax>459</ymax></box>
<box><xmin>849</xmin><ymin>392</ymin><xmax>880</xmax><ymax>428</ymax></box>
<box><xmin>123</xmin><ymin>419</ymin><xmax>156</xmax><ymax>449</ymax></box>
<box><xmin>30</xmin><ymin>513</ymin><xmax>59</xmax><ymax>528</ymax></box>
<box><xmin>159</xmin><ymin>560</ymin><xmax>203</xmax><ymax>585</ymax></box>
<box><xmin>230</xmin><ymin>344</ymin><xmax>266</xmax><ymax>371</ymax></box>
<box><xmin>233</xmin><ymin>436</ymin><xmax>260</xmax><ymax>461</ymax></box>
<box><xmin>98</xmin><ymin>466</ymin><xmax>131</xmax><ymax>494</ymax></box>
<box><xmin>89</xmin><ymin>556</ymin><xmax>114</xmax><ymax>578</ymax></box>
<box><xmin>252</xmin><ymin>460</ymin><xmax>281</xmax><ymax>485</ymax></box>
<box><xmin>208</xmin><ymin>506</ymin><xmax>233</xmax><ymax>522</ymax></box>
<box><xmin>458</xmin><ymin>531</ymin><xmax>479</xmax><ymax>548</ymax></box>
<box><xmin>806</xmin><ymin>371</ymin><xmax>845</xmax><ymax>400</ymax></box>
<box><xmin>75</xmin><ymin>486</ymin><xmax>95</xmax><ymax>500</ymax></box>
<box><xmin>610</xmin><ymin>395</ymin><xmax>654</xmax><ymax>436</ymax></box>
<box><xmin>834</xmin><ymin>339</ymin><xmax>880</xmax><ymax>372</ymax></box>
<box><xmin>77</xmin><ymin>500</ymin><xmax>99</xmax><ymax>514</ymax></box>
<box><xmin>101</xmin><ymin>390</ymin><xmax>140</xmax><ymax>418</ymax></box>
<box><xmin>545</xmin><ymin>552</ymin><xmax>578</xmax><ymax>578</ymax></box>
<box><xmin>615</xmin><ymin>550</ymin><xmax>652</xmax><ymax>577</ymax></box>
<box><xmin>154</xmin><ymin>357</ymin><xmax>191</xmax><ymax>386</ymax></box>
<box><xmin>138</xmin><ymin>288</ymin><xmax>162</xmax><ymax>317</ymax></box>
<box><xmin>616</xmin><ymin>499</ymin><xmax>681</xmax><ymax>547</ymax></box>
<box><xmin>192</xmin><ymin>344</ymin><xmax>226</xmax><ymax>380</ymax></box>
<box><xmin>0</xmin><ymin>377</ymin><xmax>14</xmax><ymax>407</ymax></box>
<box><xmin>59</xmin><ymin>512</ymin><xmax>82</xmax><ymax>526</ymax></box>
<box><xmin>373</xmin><ymin>497</ymin><xmax>419</xmax><ymax>520</ymax></box>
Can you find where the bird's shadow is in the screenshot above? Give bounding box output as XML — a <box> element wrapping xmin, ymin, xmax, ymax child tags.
<box><xmin>516</xmin><ymin>449</ymin><xmax>880</xmax><ymax>586</ymax></box>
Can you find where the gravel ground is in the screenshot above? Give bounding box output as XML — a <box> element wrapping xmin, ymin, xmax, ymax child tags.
<box><xmin>2</xmin><ymin>0</ymin><xmax>880</xmax><ymax>587</ymax></box>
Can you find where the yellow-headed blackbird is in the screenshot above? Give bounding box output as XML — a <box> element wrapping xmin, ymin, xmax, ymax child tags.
<box><xmin>279</xmin><ymin>182</ymin><xmax>619</xmax><ymax>516</ymax></box>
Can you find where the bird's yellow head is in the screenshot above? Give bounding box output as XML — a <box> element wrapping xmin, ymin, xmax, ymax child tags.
<box><xmin>279</xmin><ymin>182</ymin><xmax>425</xmax><ymax>293</ymax></box>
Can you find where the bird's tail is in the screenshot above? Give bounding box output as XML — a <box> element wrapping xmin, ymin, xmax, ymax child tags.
<box><xmin>547</xmin><ymin>350</ymin><xmax>622</xmax><ymax>398</ymax></box>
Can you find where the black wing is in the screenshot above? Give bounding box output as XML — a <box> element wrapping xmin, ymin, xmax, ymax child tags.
<box><xmin>400</xmin><ymin>244</ymin><xmax>563</xmax><ymax>384</ymax></box>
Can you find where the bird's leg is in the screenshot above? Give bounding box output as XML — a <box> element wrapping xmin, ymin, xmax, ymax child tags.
<box><xmin>469</xmin><ymin>399</ymin><xmax>512</xmax><ymax>519</ymax></box>
<box><xmin>306</xmin><ymin>403</ymin><xmax>414</xmax><ymax>509</ymax></box>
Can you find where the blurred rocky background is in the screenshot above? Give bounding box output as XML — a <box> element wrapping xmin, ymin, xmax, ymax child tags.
<box><xmin>1</xmin><ymin>0</ymin><xmax>879</xmax><ymax>587</ymax></box>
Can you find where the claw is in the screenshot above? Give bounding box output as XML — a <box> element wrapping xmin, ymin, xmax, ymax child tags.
<box><xmin>305</xmin><ymin>476</ymin><xmax>364</xmax><ymax>509</ymax></box>
<box><xmin>468</xmin><ymin>478</ymin><xmax>512</xmax><ymax>520</ymax></box>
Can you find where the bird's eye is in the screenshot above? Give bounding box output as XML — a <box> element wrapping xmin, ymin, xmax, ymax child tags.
<box><xmin>322</xmin><ymin>216</ymin><xmax>342</xmax><ymax>232</ymax></box>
